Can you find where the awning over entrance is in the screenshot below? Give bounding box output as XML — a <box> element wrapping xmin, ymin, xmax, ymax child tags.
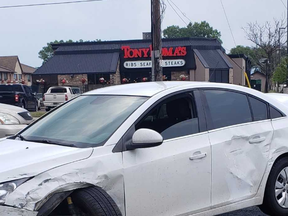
<box><xmin>34</xmin><ymin>52</ymin><xmax>119</xmax><ymax>75</ymax></box>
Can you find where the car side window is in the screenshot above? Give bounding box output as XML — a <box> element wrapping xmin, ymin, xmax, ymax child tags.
<box><xmin>270</xmin><ymin>106</ymin><xmax>284</xmax><ymax>119</ymax></box>
<box><xmin>136</xmin><ymin>93</ymin><xmax>199</xmax><ymax>140</ymax></box>
<box><xmin>204</xmin><ymin>90</ymin><xmax>252</xmax><ymax>130</ymax></box>
<box><xmin>248</xmin><ymin>96</ymin><xmax>268</xmax><ymax>121</ymax></box>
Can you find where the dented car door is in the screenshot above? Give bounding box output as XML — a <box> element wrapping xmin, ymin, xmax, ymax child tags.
<box><xmin>123</xmin><ymin>91</ymin><xmax>212</xmax><ymax>216</ymax></box>
<box><xmin>202</xmin><ymin>89</ymin><xmax>273</xmax><ymax>207</ymax></box>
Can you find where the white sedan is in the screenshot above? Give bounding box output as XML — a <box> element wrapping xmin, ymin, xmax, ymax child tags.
<box><xmin>0</xmin><ymin>103</ymin><xmax>33</xmax><ymax>138</ymax></box>
<box><xmin>0</xmin><ymin>82</ymin><xmax>288</xmax><ymax>216</ymax></box>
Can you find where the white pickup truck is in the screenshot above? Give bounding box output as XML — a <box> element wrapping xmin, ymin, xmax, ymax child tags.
<box><xmin>43</xmin><ymin>86</ymin><xmax>78</xmax><ymax>111</ymax></box>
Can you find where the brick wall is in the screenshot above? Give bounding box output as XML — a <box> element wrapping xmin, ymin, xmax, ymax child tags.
<box><xmin>110</xmin><ymin>61</ymin><xmax>121</xmax><ymax>85</ymax></box>
<box><xmin>58</xmin><ymin>74</ymin><xmax>87</xmax><ymax>87</ymax></box>
<box><xmin>171</xmin><ymin>71</ymin><xmax>190</xmax><ymax>81</ymax></box>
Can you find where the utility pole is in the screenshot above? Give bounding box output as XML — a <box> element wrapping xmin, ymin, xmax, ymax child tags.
<box><xmin>287</xmin><ymin>0</ymin><xmax>288</xmax><ymax>85</ymax></box>
<box><xmin>151</xmin><ymin>0</ymin><xmax>163</xmax><ymax>81</ymax></box>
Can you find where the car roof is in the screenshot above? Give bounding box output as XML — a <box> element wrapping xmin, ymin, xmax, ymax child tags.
<box><xmin>266</xmin><ymin>93</ymin><xmax>288</xmax><ymax>106</ymax></box>
<box><xmin>84</xmin><ymin>81</ymin><xmax>259</xmax><ymax>97</ymax></box>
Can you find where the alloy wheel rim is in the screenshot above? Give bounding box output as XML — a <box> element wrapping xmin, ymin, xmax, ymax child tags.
<box><xmin>275</xmin><ymin>167</ymin><xmax>288</xmax><ymax>208</ymax></box>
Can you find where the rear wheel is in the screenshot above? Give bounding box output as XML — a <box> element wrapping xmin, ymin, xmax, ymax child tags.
<box><xmin>21</xmin><ymin>101</ymin><xmax>26</xmax><ymax>109</ymax></box>
<box><xmin>260</xmin><ymin>158</ymin><xmax>288</xmax><ymax>216</ymax></box>
<box><xmin>33</xmin><ymin>102</ymin><xmax>38</xmax><ymax>112</ymax></box>
<box><xmin>71</xmin><ymin>187</ymin><xmax>122</xmax><ymax>216</ymax></box>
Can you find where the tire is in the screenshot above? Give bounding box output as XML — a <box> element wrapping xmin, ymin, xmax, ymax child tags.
<box><xmin>45</xmin><ymin>107</ymin><xmax>50</xmax><ymax>112</ymax></box>
<box><xmin>21</xmin><ymin>101</ymin><xmax>26</xmax><ymax>109</ymax></box>
<box><xmin>260</xmin><ymin>158</ymin><xmax>288</xmax><ymax>216</ymax></box>
<box><xmin>71</xmin><ymin>187</ymin><xmax>122</xmax><ymax>216</ymax></box>
<box><xmin>33</xmin><ymin>103</ymin><xmax>38</xmax><ymax>112</ymax></box>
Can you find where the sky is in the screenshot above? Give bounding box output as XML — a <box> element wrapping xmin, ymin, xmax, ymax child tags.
<box><xmin>0</xmin><ymin>0</ymin><xmax>286</xmax><ymax>67</ymax></box>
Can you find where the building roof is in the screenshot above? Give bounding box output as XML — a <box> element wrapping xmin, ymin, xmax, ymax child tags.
<box><xmin>0</xmin><ymin>65</ymin><xmax>13</xmax><ymax>72</ymax></box>
<box><xmin>34</xmin><ymin>38</ymin><xmax>229</xmax><ymax>75</ymax></box>
<box><xmin>34</xmin><ymin>53</ymin><xmax>119</xmax><ymax>75</ymax></box>
<box><xmin>196</xmin><ymin>49</ymin><xmax>232</xmax><ymax>69</ymax></box>
<box><xmin>0</xmin><ymin>56</ymin><xmax>18</xmax><ymax>72</ymax></box>
<box><xmin>53</xmin><ymin>38</ymin><xmax>224</xmax><ymax>54</ymax></box>
<box><xmin>21</xmin><ymin>64</ymin><xmax>36</xmax><ymax>74</ymax></box>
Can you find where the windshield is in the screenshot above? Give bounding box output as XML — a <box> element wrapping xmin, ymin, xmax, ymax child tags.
<box><xmin>72</xmin><ymin>88</ymin><xmax>81</xmax><ymax>94</ymax></box>
<box><xmin>21</xmin><ymin>95</ymin><xmax>147</xmax><ymax>147</ymax></box>
<box><xmin>0</xmin><ymin>85</ymin><xmax>23</xmax><ymax>92</ymax></box>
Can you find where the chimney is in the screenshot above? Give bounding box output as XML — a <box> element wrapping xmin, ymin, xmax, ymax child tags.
<box><xmin>143</xmin><ymin>32</ymin><xmax>152</xmax><ymax>40</ymax></box>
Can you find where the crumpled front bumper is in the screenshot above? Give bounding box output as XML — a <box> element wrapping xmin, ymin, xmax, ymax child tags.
<box><xmin>0</xmin><ymin>206</ymin><xmax>37</xmax><ymax>216</ymax></box>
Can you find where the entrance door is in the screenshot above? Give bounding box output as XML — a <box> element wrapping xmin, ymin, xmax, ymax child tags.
<box><xmin>123</xmin><ymin>91</ymin><xmax>211</xmax><ymax>216</ymax></box>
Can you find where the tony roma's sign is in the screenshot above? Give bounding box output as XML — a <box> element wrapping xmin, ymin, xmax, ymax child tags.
<box><xmin>124</xmin><ymin>59</ymin><xmax>186</xmax><ymax>69</ymax></box>
<box><xmin>120</xmin><ymin>45</ymin><xmax>196</xmax><ymax>71</ymax></box>
<box><xmin>121</xmin><ymin>46</ymin><xmax>187</xmax><ymax>59</ymax></box>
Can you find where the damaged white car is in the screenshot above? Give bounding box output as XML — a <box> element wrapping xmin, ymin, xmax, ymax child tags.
<box><xmin>1</xmin><ymin>82</ymin><xmax>288</xmax><ymax>216</ymax></box>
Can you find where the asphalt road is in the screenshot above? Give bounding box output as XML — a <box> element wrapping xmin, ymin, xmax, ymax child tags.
<box><xmin>220</xmin><ymin>207</ymin><xmax>267</xmax><ymax>216</ymax></box>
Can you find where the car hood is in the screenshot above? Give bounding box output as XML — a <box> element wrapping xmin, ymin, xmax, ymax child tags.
<box><xmin>0</xmin><ymin>139</ymin><xmax>93</xmax><ymax>183</ymax></box>
<box><xmin>0</xmin><ymin>103</ymin><xmax>27</xmax><ymax>113</ymax></box>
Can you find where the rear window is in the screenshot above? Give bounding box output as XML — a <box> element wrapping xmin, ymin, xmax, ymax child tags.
<box><xmin>270</xmin><ymin>106</ymin><xmax>284</xmax><ymax>119</ymax></box>
<box><xmin>50</xmin><ymin>88</ymin><xmax>67</xmax><ymax>93</ymax></box>
<box><xmin>0</xmin><ymin>85</ymin><xmax>23</xmax><ymax>92</ymax></box>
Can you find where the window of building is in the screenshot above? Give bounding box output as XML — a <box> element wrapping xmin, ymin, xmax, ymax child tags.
<box><xmin>19</xmin><ymin>74</ymin><xmax>22</xmax><ymax>80</ymax></box>
<box><xmin>27</xmin><ymin>75</ymin><xmax>31</xmax><ymax>82</ymax></box>
<box><xmin>136</xmin><ymin>93</ymin><xmax>199</xmax><ymax>140</ymax></box>
<box><xmin>204</xmin><ymin>90</ymin><xmax>252</xmax><ymax>130</ymax></box>
<box><xmin>209</xmin><ymin>70</ymin><xmax>229</xmax><ymax>83</ymax></box>
<box><xmin>249</xmin><ymin>96</ymin><xmax>268</xmax><ymax>121</ymax></box>
<box><xmin>0</xmin><ymin>73</ymin><xmax>2</xmax><ymax>80</ymax></box>
<box><xmin>88</xmin><ymin>74</ymin><xmax>110</xmax><ymax>84</ymax></box>
<box><xmin>270</xmin><ymin>106</ymin><xmax>284</xmax><ymax>119</ymax></box>
<box><xmin>14</xmin><ymin>74</ymin><xmax>17</xmax><ymax>80</ymax></box>
<box><xmin>3</xmin><ymin>73</ymin><xmax>8</xmax><ymax>80</ymax></box>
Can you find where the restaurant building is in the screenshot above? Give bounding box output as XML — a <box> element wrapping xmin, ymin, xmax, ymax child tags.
<box><xmin>33</xmin><ymin>37</ymin><xmax>249</xmax><ymax>92</ymax></box>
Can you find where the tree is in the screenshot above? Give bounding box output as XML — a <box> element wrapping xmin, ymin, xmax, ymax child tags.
<box><xmin>163</xmin><ymin>21</ymin><xmax>222</xmax><ymax>42</ymax></box>
<box><xmin>38</xmin><ymin>39</ymin><xmax>101</xmax><ymax>63</ymax></box>
<box><xmin>273</xmin><ymin>58</ymin><xmax>288</xmax><ymax>84</ymax></box>
<box><xmin>230</xmin><ymin>45</ymin><xmax>266</xmax><ymax>67</ymax></box>
<box><xmin>243</xmin><ymin>19</ymin><xmax>286</xmax><ymax>88</ymax></box>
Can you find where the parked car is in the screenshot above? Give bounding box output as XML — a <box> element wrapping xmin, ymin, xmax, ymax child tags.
<box><xmin>0</xmin><ymin>103</ymin><xmax>33</xmax><ymax>138</ymax></box>
<box><xmin>1</xmin><ymin>82</ymin><xmax>288</xmax><ymax>216</ymax></box>
<box><xmin>71</xmin><ymin>87</ymin><xmax>82</xmax><ymax>95</ymax></box>
<box><xmin>0</xmin><ymin>84</ymin><xmax>38</xmax><ymax>111</ymax></box>
<box><xmin>43</xmin><ymin>86</ymin><xmax>76</xmax><ymax>111</ymax></box>
<box><xmin>35</xmin><ymin>93</ymin><xmax>44</xmax><ymax>108</ymax></box>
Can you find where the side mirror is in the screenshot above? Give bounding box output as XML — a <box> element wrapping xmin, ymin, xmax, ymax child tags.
<box><xmin>126</xmin><ymin>129</ymin><xmax>163</xmax><ymax>150</ymax></box>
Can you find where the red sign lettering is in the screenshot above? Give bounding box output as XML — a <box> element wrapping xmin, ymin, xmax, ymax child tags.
<box><xmin>122</xmin><ymin>46</ymin><xmax>187</xmax><ymax>59</ymax></box>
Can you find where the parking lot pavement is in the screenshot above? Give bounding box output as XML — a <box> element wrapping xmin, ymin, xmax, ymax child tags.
<box><xmin>220</xmin><ymin>207</ymin><xmax>267</xmax><ymax>216</ymax></box>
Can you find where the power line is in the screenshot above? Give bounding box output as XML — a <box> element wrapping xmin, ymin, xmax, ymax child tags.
<box><xmin>166</xmin><ymin>0</ymin><xmax>188</xmax><ymax>26</ymax></box>
<box><xmin>0</xmin><ymin>0</ymin><xmax>102</xmax><ymax>9</ymax></box>
<box><xmin>168</xmin><ymin>0</ymin><xmax>192</xmax><ymax>23</ymax></box>
<box><xmin>220</xmin><ymin>0</ymin><xmax>237</xmax><ymax>46</ymax></box>
<box><xmin>280</xmin><ymin>0</ymin><xmax>287</xmax><ymax>9</ymax></box>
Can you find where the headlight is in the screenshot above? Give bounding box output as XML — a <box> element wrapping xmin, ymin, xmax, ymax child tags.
<box><xmin>0</xmin><ymin>178</ymin><xmax>29</xmax><ymax>205</ymax></box>
<box><xmin>0</xmin><ymin>113</ymin><xmax>20</xmax><ymax>125</ymax></box>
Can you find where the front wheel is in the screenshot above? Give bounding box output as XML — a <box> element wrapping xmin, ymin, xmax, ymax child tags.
<box><xmin>260</xmin><ymin>158</ymin><xmax>288</xmax><ymax>216</ymax></box>
<box><xmin>71</xmin><ymin>187</ymin><xmax>122</xmax><ymax>216</ymax></box>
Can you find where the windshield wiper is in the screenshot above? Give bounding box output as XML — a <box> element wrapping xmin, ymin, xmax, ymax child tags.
<box><xmin>15</xmin><ymin>134</ymin><xmax>27</xmax><ymax>141</ymax></box>
<box><xmin>14</xmin><ymin>135</ymin><xmax>78</xmax><ymax>148</ymax></box>
<box><xmin>26</xmin><ymin>139</ymin><xmax>77</xmax><ymax>148</ymax></box>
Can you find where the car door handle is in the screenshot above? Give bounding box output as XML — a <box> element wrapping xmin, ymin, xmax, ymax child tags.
<box><xmin>249</xmin><ymin>136</ymin><xmax>266</xmax><ymax>144</ymax></box>
<box><xmin>189</xmin><ymin>152</ymin><xmax>207</xmax><ymax>161</ymax></box>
